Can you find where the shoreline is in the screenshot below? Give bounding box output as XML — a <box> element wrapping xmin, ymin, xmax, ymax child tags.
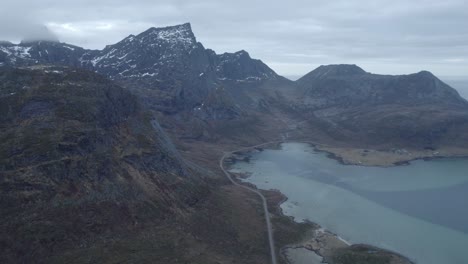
<box><xmin>311</xmin><ymin>143</ymin><xmax>468</xmax><ymax>167</ymax></box>
<box><xmin>227</xmin><ymin>139</ymin><xmax>468</xmax><ymax>168</ymax></box>
<box><xmin>225</xmin><ymin>143</ymin><xmax>415</xmax><ymax>264</ymax></box>
<box><xmin>276</xmin><ymin>200</ymin><xmax>352</xmax><ymax>264</ymax></box>
<box><xmin>273</xmin><ymin>188</ymin><xmax>413</xmax><ymax>264</ymax></box>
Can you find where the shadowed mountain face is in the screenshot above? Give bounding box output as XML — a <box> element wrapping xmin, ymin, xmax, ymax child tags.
<box><xmin>0</xmin><ymin>67</ymin><xmax>209</xmax><ymax>263</ymax></box>
<box><xmin>295</xmin><ymin>64</ymin><xmax>468</xmax><ymax>148</ymax></box>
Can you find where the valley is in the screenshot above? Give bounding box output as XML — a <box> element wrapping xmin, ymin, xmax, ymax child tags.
<box><xmin>1</xmin><ymin>23</ymin><xmax>468</xmax><ymax>264</ymax></box>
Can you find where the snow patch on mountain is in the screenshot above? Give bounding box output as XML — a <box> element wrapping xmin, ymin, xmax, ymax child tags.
<box><xmin>0</xmin><ymin>47</ymin><xmax>12</xmax><ymax>56</ymax></box>
<box><xmin>63</xmin><ymin>45</ymin><xmax>75</xmax><ymax>51</ymax></box>
<box><xmin>0</xmin><ymin>22</ymin><xmax>280</xmax><ymax>92</ymax></box>
<box><xmin>0</xmin><ymin>46</ymin><xmax>32</xmax><ymax>58</ymax></box>
<box><xmin>13</xmin><ymin>46</ymin><xmax>32</xmax><ymax>58</ymax></box>
<box><xmin>151</xmin><ymin>27</ymin><xmax>194</xmax><ymax>45</ymax></box>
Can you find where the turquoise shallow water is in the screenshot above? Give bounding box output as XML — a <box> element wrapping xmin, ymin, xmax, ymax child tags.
<box><xmin>230</xmin><ymin>143</ymin><xmax>468</xmax><ymax>264</ymax></box>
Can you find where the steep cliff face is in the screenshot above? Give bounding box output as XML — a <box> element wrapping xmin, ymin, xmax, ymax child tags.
<box><xmin>0</xmin><ymin>66</ymin><xmax>208</xmax><ymax>263</ymax></box>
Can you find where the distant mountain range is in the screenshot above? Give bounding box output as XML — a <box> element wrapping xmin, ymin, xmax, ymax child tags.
<box><xmin>2</xmin><ymin>22</ymin><xmax>468</xmax><ymax>146</ymax></box>
<box><xmin>0</xmin><ymin>23</ymin><xmax>280</xmax><ymax>115</ymax></box>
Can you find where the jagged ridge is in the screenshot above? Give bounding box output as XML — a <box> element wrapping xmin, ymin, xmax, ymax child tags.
<box><xmin>0</xmin><ymin>23</ymin><xmax>280</xmax><ymax>116</ymax></box>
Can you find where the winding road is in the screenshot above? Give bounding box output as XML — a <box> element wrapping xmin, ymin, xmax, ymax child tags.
<box><xmin>219</xmin><ymin>141</ymin><xmax>281</xmax><ymax>264</ymax></box>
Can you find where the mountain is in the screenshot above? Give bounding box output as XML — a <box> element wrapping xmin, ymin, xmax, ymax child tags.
<box><xmin>3</xmin><ymin>26</ymin><xmax>468</xmax><ymax>148</ymax></box>
<box><xmin>213</xmin><ymin>50</ymin><xmax>281</xmax><ymax>81</ymax></box>
<box><xmin>0</xmin><ymin>66</ymin><xmax>209</xmax><ymax>263</ymax></box>
<box><xmin>295</xmin><ymin>64</ymin><xmax>468</xmax><ymax>148</ymax></box>
<box><xmin>299</xmin><ymin>64</ymin><xmax>366</xmax><ymax>79</ymax></box>
<box><xmin>0</xmin><ymin>23</ymin><xmax>280</xmax><ymax>117</ymax></box>
<box><xmin>0</xmin><ymin>40</ymin><xmax>84</xmax><ymax>67</ymax></box>
<box><xmin>1</xmin><ymin>23</ymin><xmax>468</xmax><ymax>263</ymax></box>
<box><xmin>80</xmin><ymin>23</ymin><xmax>216</xmax><ymax>113</ymax></box>
<box><xmin>297</xmin><ymin>64</ymin><xmax>468</xmax><ymax>108</ymax></box>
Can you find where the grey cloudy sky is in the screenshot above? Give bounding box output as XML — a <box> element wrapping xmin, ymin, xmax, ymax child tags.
<box><xmin>1</xmin><ymin>0</ymin><xmax>467</xmax><ymax>77</ymax></box>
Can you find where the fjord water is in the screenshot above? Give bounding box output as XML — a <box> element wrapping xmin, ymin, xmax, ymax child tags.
<box><xmin>230</xmin><ymin>143</ymin><xmax>468</xmax><ymax>264</ymax></box>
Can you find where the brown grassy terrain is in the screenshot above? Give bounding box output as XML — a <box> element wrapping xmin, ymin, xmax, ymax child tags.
<box><xmin>176</xmin><ymin>131</ymin><xmax>414</xmax><ymax>264</ymax></box>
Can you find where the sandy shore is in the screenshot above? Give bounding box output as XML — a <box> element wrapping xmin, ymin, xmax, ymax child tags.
<box><xmin>275</xmin><ymin>195</ymin><xmax>413</xmax><ymax>264</ymax></box>
<box><xmin>281</xmin><ymin>227</ymin><xmax>411</xmax><ymax>264</ymax></box>
<box><xmin>315</xmin><ymin>144</ymin><xmax>468</xmax><ymax>167</ymax></box>
<box><xmin>228</xmin><ymin>139</ymin><xmax>468</xmax><ymax>167</ymax></box>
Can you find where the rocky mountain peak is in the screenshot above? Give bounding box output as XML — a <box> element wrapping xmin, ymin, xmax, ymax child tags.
<box><xmin>415</xmin><ymin>70</ymin><xmax>436</xmax><ymax>78</ymax></box>
<box><xmin>0</xmin><ymin>22</ymin><xmax>282</xmax><ymax>115</ymax></box>
<box><xmin>140</xmin><ymin>22</ymin><xmax>196</xmax><ymax>46</ymax></box>
<box><xmin>0</xmin><ymin>40</ymin><xmax>84</xmax><ymax>67</ymax></box>
<box><xmin>219</xmin><ymin>50</ymin><xmax>251</xmax><ymax>60</ymax></box>
<box><xmin>303</xmin><ymin>64</ymin><xmax>366</xmax><ymax>80</ymax></box>
<box><xmin>234</xmin><ymin>50</ymin><xmax>250</xmax><ymax>57</ymax></box>
<box><xmin>20</xmin><ymin>39</ymin><xmax>60</xmax><ymax>45</ymax></box>
<box><xmin>77</xmin><ymin>22</ymin><xmax>205</xmax><ymax>84</ymax></box>
<box><xmin>215</xmin><ymin>50</ymin><xmax>279</xmax><ymax>81</ymax></box>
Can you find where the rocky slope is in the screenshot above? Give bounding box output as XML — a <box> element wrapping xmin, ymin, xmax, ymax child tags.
<box><xmin>0</xmin><ymin>66</ymin><xmax>209</xmax><ymax>263</ymax></box>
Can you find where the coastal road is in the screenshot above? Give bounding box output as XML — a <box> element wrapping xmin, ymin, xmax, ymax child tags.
<box><xmin>219</xmin><ymin>142</ymin><xmax>281</xmax><ymax>264</ymax></box>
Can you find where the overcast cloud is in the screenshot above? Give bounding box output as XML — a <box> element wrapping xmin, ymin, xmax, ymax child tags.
<box><xmin>1</xmin><ymin>0</ymin><xmax>467</xmax><ymax>77</ymax></box>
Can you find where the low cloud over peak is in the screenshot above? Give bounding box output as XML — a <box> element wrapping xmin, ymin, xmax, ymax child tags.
<box><xmin>0</xmin><ymin>13</ymin><xmax>59</xmax><ymax>43</ymax></box>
